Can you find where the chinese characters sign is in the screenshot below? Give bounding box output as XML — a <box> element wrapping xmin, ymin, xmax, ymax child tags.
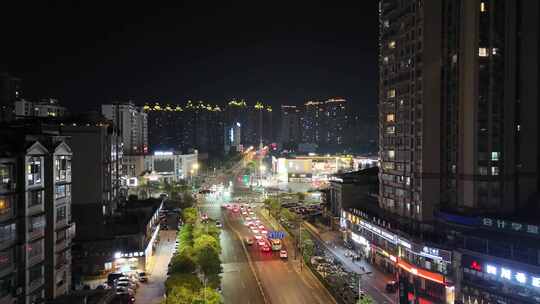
<box><xmin>465</xmin><ymin>256</ymin><xmax>540</xmax><ymax>289</ymax></box>
<box><xmin>481</xmin><ymin>217</ymin><xmax>539</xmax><ymax>236</ymax></box>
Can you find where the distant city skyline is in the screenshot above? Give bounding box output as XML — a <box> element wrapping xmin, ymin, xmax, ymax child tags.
<box><xmin>1</xmin><ymin>2</ymin><xmax>378</xmax><ymax>114</ymax></box>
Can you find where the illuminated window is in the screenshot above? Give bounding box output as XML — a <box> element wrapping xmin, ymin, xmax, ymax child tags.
<box><xmin>492</xmin><ymin>48</ymin><xmax>498</xmax><ymax>55</ymax></box>
<box><xmin>386</xmin><ymin>126</ymin><xmax>395</xmax><ymax>134</ymax></box>
<box><xmin>491</xmin><ymin>166</ymin><xmax>499</xmax><ymax>176</ymax></box>
<box><xmin>386</xmin><ymin>114</ymin><xmax>395</xmax><ymax>122</ymax></box>
<box><xmin>387</xmin><ymin>89</ymin><xmax>396</xmax><ymax>98</ymax></box>
<box><xmin>479</xmin><ymin>48</ymin><xmax>489</xmax><ymax>57</ymax></box>
<box><xmin>388</xmin><ymin>41</ymin><xmax>396</xmax><ymax>49</ymax></box>
<box><xmin>480</xmin><ymin>2</ymin><xmax>486</xmax><ymax>12</ymax></box>
<box><xmin>383</xmin><ymin>56</ymin><xmax>389</xmax><ymax>64</ymax></box>
<box><xmin>388</xmin><ymin>150</ymin><xmax>395</xmax><ymax>159</ymax></box>
<box><xmin>491</xmin><ymin>152</ymin><xmax>499</xmax><ymax>161</ymax></box>
<box><xmin>0</xmin><ymin>198</ymin><xmax>9</xmax><ymax>215</ymax></box>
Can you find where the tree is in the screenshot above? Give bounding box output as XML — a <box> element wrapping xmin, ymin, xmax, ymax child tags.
<box><xmin>163</xmin><ymin>285</ymin><xmax>194</xmax><ymax>304</ymax></box>
<box><xmin>297</xmin><ymin>192</ymin><xmax>306</xmax><ymax>202</ymax></box>
<box><xmin>280</xmin><ymin>208</ymin><xmax>298</xmax><ymax>223</ymax></box>
<box><xmin>192</xmin><ymin>287</ymin><xmax>222</xmax><ymax>304</ymax></box>
<box><xmin>169</xmin><ymin>252</ymin><xmax>197</xmax><ymax>274</ymax></box>
<box><xmin>193</xmin><ymin>222</ymin><xmax>221</xmax><ymax>241</ymax></box>
<box><xmin>263</xmin><ymin>198</ymin><xmax>280</xmax><ymax>217</ymax></box>
<box><xmin>182</xmin><ymin>208</ymin><xmax>198</xmax><ymax>225</ymax></box>
<box><xmin>357</xmin><ymin>295</ymin><xmax>375</xmax><ymax>304</ymax></box>
<box><xmin>182</xmin><ymin>192</ymin><xmax>196</xmax><ymax>207</ymax></box>
<box><xmin>195</xmin><ymin>245</ymin><xmax>222</xmax><ymax>277</ymax></box>
<box><xmin>194</xmin><ymin>234</ymin><xmax>221</xmax><ymax>254</ymax></box>
<box><xmin>165</xmin><ymin>273</ymin><xmax>201</xmax><ymax>294</ymax></box>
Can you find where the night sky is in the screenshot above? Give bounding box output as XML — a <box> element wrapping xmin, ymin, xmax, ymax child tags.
<box><xmin>2</xmin><ymin>2</ymin><xmax>378</xmax><ymax>113</ymax></box>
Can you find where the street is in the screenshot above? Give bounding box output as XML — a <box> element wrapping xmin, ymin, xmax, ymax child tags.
<box><xmin>200</xmin><ymin>168</ymin><xmax>336</xmax><ymax>304</ymax></box>
<box><xmin>135</xmin><ymin>230</ymin><xmax>176</xmax><ymax>304</ymax></box>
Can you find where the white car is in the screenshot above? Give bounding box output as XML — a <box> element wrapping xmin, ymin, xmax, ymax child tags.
<box><xmin>117</xmin><ymin>281</ymin><xmax>138</xmax><ymax>290</ymax></box>
<box><xmin>116</xmin><ymin>286</ymin><xmax>135</xmax><ymax>296</ymax></box>
<box><xmin>251</xmin><ymin>229</ymin><xmax>259</xmax><ymax>234</ymax></box>
<box><xmin>280</xmin><ymin>250</ymin><xmax>288</xmax><ymax>259</ymax></box>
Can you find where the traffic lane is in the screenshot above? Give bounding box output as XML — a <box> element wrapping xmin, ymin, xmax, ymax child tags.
<box><xmin>227</xmin><ymin>211</ymin><xmax>335</xmax><ymax>304</ymax></box>
<box><xmin>199</xmin><ymin>199</ymin><xmax>265</xmax><ymax>304</ymax></box>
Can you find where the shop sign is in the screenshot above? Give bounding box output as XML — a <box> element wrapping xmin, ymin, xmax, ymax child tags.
<box><xmin>465</xmin><ymin>257</ymin><xmax>540</xmax><ymax>289</ymax></box>
<box><xmin>481</xmin><ymin>217</ymin><xmax>539</xmax><ymax>236</ymax></box>
<box><xmin>114</xmin><ymin>251</ymin><xmax>144</xmax><ymax>259</ymax></box>
<box><xmin>411</xmin><ymin>243</ymin><xmax>452</xmax><ymax>262</ymax></box>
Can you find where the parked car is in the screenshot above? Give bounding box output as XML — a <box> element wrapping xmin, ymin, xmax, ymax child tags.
<box><xmin>117</xmin><ymin>281</ymin><xmax>138</xmax><ymax>291</ymax></box>
<box><xmin>279</xmin><ymin>250</ymin><xmax>288</xmax><ymax>259</ymax></box>
<box><xmin>108</xmin><ymin>272</ymin><xmax>124</xmax><ymax>285</ymax></box>
<box><xmin>215</xmin><ymin>221</ymin><xmax>222</xmax><ymax>228</ymax></box>
<box><xmin>245</xmin><ymin>237</ymin><xmax>254</xmax><ymax>245</ymax></box>
<box><xmin>115</xmin><ymin>286</ymin><xmax>135</xmax><ymax>296</ymax></box>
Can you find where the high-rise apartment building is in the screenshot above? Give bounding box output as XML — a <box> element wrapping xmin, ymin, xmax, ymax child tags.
<box><xmin>379</xmin><ymin>0</ymin><xmax>540</xmax><ymax>223</ymax></box>
<box><xmin>322</xmin><ymin>98</ymin><xmax>347</xmax><ymax>146</ymax></box>
<box><xmin>301</xmin><ymin>101</ymin><xmax>324</xmax><ymax>144</ymax></box>
<box><xmin>102</xmin><ymin>102</ymin><xmax>148</xmax><ymax>156</ymax></box>
<box><xmin>0</xmin><ymin>122</ymin><xmax>74</xmax><ymax>304</ymax></box>
<box><xmin>279</xmin><ymin>105</ymin><xmax>302</xmax><ymax>144</ymax></box>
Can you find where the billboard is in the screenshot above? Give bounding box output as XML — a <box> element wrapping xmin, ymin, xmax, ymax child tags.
<box><xmin>154</xmin><ymin>158</ymin><xmax>174</xmax><ymax>173</ymax></box>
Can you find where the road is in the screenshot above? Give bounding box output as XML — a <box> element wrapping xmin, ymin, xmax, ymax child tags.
<box><xmin>200</xmin><ymin>169</ymin><xmax>336</xmax><ymax>304</ymax></box>
<box><xmin>200</xmin><ymin>195</ymin><xmax>266</xmax><ymax>304</ymax></box>
<box><xmin>135</xmin><ymin>230</ymin><xmax>176</xmax><ymax>304</ymax></box>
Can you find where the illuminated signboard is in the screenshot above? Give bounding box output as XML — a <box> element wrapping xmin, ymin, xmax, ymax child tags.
<box><xmin>154</xmin><ymin>151</ymin><xmax>173</xmax><ymax>156</ymax></box>
<box><xmin>481</xmin><ymin>217</ymin><xmax>539</xmax><ymax>236</ymax></box>
<box><xmin>464</xmin><ymin>255</ymin><xmax>540</xmax><ymax>289</ymax></box>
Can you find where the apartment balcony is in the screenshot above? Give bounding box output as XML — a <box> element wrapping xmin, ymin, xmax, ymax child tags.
<box><xmin>27</xmin><ymin>250</ymin><xmax>44</xmax><ymax>268</ymax></box>
<box><xmin>0</xmin><ymin>182</ymin><xmax>16</xmax><ymax>194</ymax></box>
<box><xmin>26</xmin><ymin>202</ymin><xmax>44</xmax><ymax>217</ymax></box>
<box><xmin>55</xmin><ymin>237</ymin><xmax>70</xmax><ymax>253</ymax></box>
<box><xmin>27</xmin><ymin>276</ymin><xmax>44</xmax><ymax>294</ymax></box>
<box><xmin>27</xmin><ymin>228</ymin><xmax>45</xmax><ymax>243</ymax></box>
<box><xmin>0</xmin><ymin>250</ymin><xmax>15</xmax><ymax>278</ymax></box>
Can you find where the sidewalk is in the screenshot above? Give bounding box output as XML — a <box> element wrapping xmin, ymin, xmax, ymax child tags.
<box><xmin>303</xmin><ymin>223</ymin><xmax>397</xmax><ymax>304</ymax></box>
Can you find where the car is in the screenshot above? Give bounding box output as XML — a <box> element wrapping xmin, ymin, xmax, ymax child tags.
<box><xmin>137</xmin><ymin>271</ymin><xmax>148</xmax><ymax>283</ymax></box>
<box><xmin>232</xmin><ymin>208</ymin><xmax>239</xmax><ymax>213</ymax></box>
<box><xmin>245</xmin><ymin>237</ymin><xmax>254</xmax><ymax>245</ymax></box>
<box><xmin>245</xmin><ymin>217</ymin><xmax>252</xmax><ymax>222</ymax></box>
<box><xmin>244</xmin><ymin>221</ymin><xmax>252</xmax><ymax>226</ymax></box>
<box><xmin>257</xmin><ymin>240</ymin><xmax>266</xmax><ymax>246</ymax></box>
<box><xmin>385</xmin><ymin>281</ymin><xmax>398</xmax><ymax>293</ymax></box>
<box><xmin>280</xmin><ymin>250</ymin><xmax>288</xmax><ymax>259</ymax></box>
<box><xmin>242</xmin><ymin>211</ymin><xmax>248</xmax><ymax>215</ymax></box>
<box><xmin>107</xmin><ymin>272</ymin><xmax>125</xmax><ymax>285</ymax></box>
<box><xmin>261</xmin><ymin>229</ymin><xmax>268</xmax><ymax>235</ymax></box>
<box><xmin>251</xmin><ymin>229</ymin><xmax>259</xmax><ymax>234</ymax></box>
<box><xmin>254</xmin><ymin>235</ymin><xmax>263</xmax><ymax>240</ymax></box>
<box><xmin>215</xmin><ymin>221</ymin><xmax>222</xmax><ymax>228</ymax></box>
<box><xmin>261</xmin><ymin>245</ymin><xmax>271</xmax><ymax>252</ymax></box>
<box><xmin>117</xmin><ymin>281</ymin><xmax>137</xmax><ymax>290</ymax></box>
<box><xmin>258</xmin><ymin>225</ymin><xmax>265</xmax><ymax>230</ymax></box>
<box><xmin>115</xmin><ymin>286</ymin><xmax>135</xmax><ymax>296</ymax></box>
<box><xmin>223</xmin><ymin>204</ymin><xmax>230</xmax><ymax>209</ymax></box>
<box><xmin>249</xmin><ymin>211</ymin><xmax>255</xmax><ymax>215</ymax></box>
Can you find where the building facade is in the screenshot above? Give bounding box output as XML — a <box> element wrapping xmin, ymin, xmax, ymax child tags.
<box><xmin>0</xmin><ymin>73</ymin><xmax>21</xmax><ymax>122</ymax></box>
<box><xmin>102</xmin><ymin>102</ymin><xmax>148</xmax><ymax>156</ymax></box>
<box><xmin>279</xmin><ymin>105</ymin><xmax>302</xmax><ymax>146</ymax></box>
<box><xmin>14</xmin><ymin>99</ymin><xmax>68</xmax><ymax>119</ymax></box>
<box><xmin>0</xmin><ymin>123</ymin><xmax>74</xmax><ymax>304</ymax></box>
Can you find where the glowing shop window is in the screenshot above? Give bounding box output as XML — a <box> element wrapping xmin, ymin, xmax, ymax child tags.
<box><xmin>480</xmin><ymin>2</ymin><xmax>487</xmax><ymax>12</ymax></box>
<box><xmin>386</xmin><ymin>114</ymin><xmax>395</xmax><ymax>122</ymax></box>
<box><xmin>388</xmin><ymin>41</ymin><xmax>396</xmax><ymax>49</ymax></box>
<box><xmin>479</xmin><ymin>48</ymin><xmax>489</xmax><ymax>57</ymax></box>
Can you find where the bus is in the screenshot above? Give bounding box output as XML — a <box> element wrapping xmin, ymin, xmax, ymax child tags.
<box><xmin>270</xmin><ymin>239</ymin><xmax>282</xmax><ymax>251</ymax></box>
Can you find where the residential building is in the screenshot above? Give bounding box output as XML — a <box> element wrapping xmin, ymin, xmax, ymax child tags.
<box><xmin>279</xmin><ymin>105</ymin><xmax>302</xmax><ymax>146</ymax></box>
<box><xmin>144</xmin><ymin>103</ymin><xmax>184</xmax><ymax>153</ymax></box>
<box><xmin>14</xmin><ymin>99</ymin><xmax>68</xmax><ymax>119</ymax></box>
<box><xmin>322</xmin><ymin>98</ymin><xmax>347</xmax><ymax>146</ymax></box>
<box><xmin>0</xmin><ymin>121</ymin><xmax>74</xmax><ymax>304</ymax></box>
<box><xmin>377</xmin><ymin>0</ymin><xmax>540</xmax><ymax>302</ymax></box>
<box><xmin>301</xmin><ymin>100</ymin><xmax>323</xmax><ymax>144</ymax></box>
<box><xmin>60</xmin><ymin>113</ymin><xmax>122</xmax><ymax>241</ymax></box>
<box><xmin>102</xmin><ymin>102</ymin><xmax>148</xmax><ymax>156</ymax></box>
<box><xmin>224</xmin><ymin>122</ymin><xmax>242</xmax><ymax>153</ymax></box>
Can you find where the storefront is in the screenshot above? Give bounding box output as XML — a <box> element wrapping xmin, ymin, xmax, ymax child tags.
<box><xmin>342</xmin><ymin>208</ymin><xmax>454</xmax><ymax>303</ymax></box>
<box><xmin>461</xmin><ymin>254</ymin><xmax>540</xmax><ymax>304</ymax></box>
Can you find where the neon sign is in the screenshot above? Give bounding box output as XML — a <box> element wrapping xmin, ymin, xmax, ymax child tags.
<box><xmin>467</xmin><ymin>258</ymin><xmax>540</xmax><ymax>289</ymax></box>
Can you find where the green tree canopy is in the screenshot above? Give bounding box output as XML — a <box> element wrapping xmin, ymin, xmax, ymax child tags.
<box><xmin>195</xmin><ymin>245</ymin><xmax>222</xmax><ymax>277</ymax></box>
<box><xmin>192</xmin><ymin>287</ymin><xmax>222</xmax><ymax>304</ymax></box>
<box><xmin>165</xmin><ymin>273</ymin><xmax>201</xmax><ymax>294</ymax></box>
<box><xmin>182</xmin><ymin>207</ymin><xmax>198</xmax><ymax>225</ymax></box>
<box><xmin>169</xmin><ymin>252</ymin><xmax>197</xmax><ymax>274</ymax></box>
<box><xmin>280</xmin><ymin>208</ymin><xmax>298</xmax><ymax>222</ymax></box>
<box><xmin>194</xmin><ymin>234</ymin><xmax>221</xmax><ymax>255</ymax></box>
